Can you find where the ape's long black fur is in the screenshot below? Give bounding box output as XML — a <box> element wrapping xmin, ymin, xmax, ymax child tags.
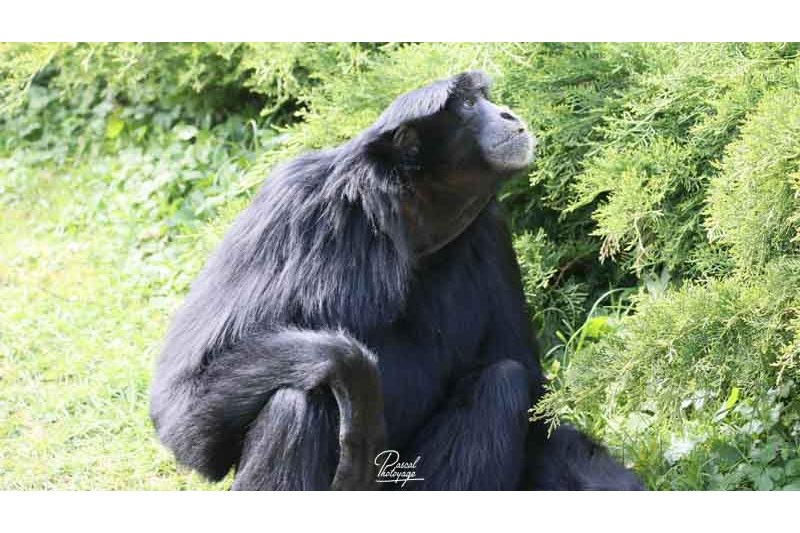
<box><xmin>150</xmin><ymin>74</ymin><xmax>488</xmax><ymax>485</ymax></box>
<box><xmin>149</xmin><ymin>141</ymin><xmax>404</xmax><ymax>485</ymax></box>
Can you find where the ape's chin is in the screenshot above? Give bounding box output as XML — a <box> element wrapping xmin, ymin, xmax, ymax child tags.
<box><xmin>485</xmin><ymin>132</ymin><xmax>536</xmax><ymax>173</ymax></box>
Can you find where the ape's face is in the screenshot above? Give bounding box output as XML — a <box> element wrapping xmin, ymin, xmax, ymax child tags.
<box><xmin>396</xmin><ymin>86</ymin><xmax>535</xmax><ymax>200</ymax></box>
<box><xmin>372</xmin><ymin>72</ymin><xmax>538</xmax><ymax>257</ymax></box>
<box><xmin>390</xmin><ymin>86</ymin><xmax>536</xmax><ymax>195</ymax></box>
<box><xmin>443</xmin><ymin>89</ymin><xmax>536</xmax><ymax>174</ymax></box>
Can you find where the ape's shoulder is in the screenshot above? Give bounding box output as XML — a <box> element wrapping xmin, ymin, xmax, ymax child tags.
<box><xmin>250</xmin><ymin>149</ymin><xmax>335</xmax><ymax>211</ymax></box>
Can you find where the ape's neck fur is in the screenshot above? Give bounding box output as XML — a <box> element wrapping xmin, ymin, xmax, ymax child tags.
<box><xmin>402</xmin><ymin>183</ymin><xmax>494</xmax><ymax>258</ymax></box>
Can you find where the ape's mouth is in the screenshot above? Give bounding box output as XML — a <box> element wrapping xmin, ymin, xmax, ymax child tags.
<box><xmin>491</xmin><ymin>129</ymin><xmax>529</xmax><ymax>149</ymax></box>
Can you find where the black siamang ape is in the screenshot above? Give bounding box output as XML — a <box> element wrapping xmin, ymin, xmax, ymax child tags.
<box><xmin>150</xmin><ymin>71</ymin><xmax>642</xmax><ymax>490</ymax></box>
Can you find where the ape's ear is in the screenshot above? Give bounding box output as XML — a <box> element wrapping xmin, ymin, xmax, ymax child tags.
<box><xmin>391</xmin><ymin>124</ymin><xmax>420</xmax><ymax>156</ymax></box>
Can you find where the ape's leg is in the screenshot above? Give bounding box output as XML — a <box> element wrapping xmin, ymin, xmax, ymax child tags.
<box><xmin>521</xmin><ymin>424</ymin><xmax>644</xmax><ymax>490</ymax></box>
<box><xmin>397</xmin><ymin>359</ymin><xmax>530</xmax><ymax>490</ymax></box>
<box><xmin>151</xmin><ymin>329</ymin><xmax>385</xmax><ymax>489</ymax></box>
<box><xmin>232</xmin><ymin>387</ymin><xmax>340</xmax><ymax>490</ymax></box>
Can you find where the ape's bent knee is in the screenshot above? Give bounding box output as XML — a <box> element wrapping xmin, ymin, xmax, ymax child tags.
<box><xmin>477</xmin><ymin>359</ymin><xmax>530</xmax><ymax>412</ymax></box>
<box><xmin>485</xmin><ymin>359</ymin><xmax>528</xmax><ymax>386</ymax></box>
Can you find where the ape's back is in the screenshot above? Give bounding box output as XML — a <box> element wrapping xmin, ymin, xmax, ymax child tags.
<box><xmin>153</xmin><ymin>146</ymin><xmax>410</xmax><ymax>382</ymax></box>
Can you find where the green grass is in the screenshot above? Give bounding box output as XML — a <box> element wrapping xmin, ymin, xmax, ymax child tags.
<box><xmin>0</xmin><ymin>168</ymin><xmax>222</xmax><ymax>489</ymax></box>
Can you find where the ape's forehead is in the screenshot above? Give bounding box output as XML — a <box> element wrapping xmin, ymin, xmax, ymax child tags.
<box><xmin>451</xmin><ymin>70</ymin><xmax>491</xmax><ymax>98</ymax></box>
<box><xmin>372</xmin><ymin>71</ymin><xmax>492</xmax><ymax>135</ymax></box>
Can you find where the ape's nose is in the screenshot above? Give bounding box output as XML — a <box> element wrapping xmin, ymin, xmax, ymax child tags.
<box><xmin>499</xmin><ymin>111</ymin><xmax>518</xmax><ymax>122</ymax></box>
<box><xmin>500</xmin><ymin>109</ymin><xmax>525</xmax><ymax>133</ymax></box>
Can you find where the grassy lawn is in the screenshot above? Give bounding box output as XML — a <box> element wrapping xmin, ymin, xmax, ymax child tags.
<box><xmin>0</xmin><ymin>167</ymin><xmax>221</xmax><ymax>489</ymax></box>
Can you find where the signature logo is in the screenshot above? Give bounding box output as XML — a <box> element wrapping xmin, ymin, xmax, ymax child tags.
<box><xmin>374</xmin><ymin>450</ymin><xmax>424</xmax><ymax>487</ymax></box>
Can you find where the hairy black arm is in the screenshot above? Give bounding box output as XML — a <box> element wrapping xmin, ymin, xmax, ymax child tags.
<box><xmin>150</xmin><ymin>328</ymin><xmax>386</xmax><ymax>489</ymax></box>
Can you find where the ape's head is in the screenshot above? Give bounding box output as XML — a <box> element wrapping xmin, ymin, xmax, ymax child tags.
<box><xmin>370</xmin><ymin>70</ymin><xmax>535</xmax><ymax>179</ymax></box>
<box><xmin>364</xmin><ymin>71</ymin><xmax>536</xmax><ymax>257</ymax></box>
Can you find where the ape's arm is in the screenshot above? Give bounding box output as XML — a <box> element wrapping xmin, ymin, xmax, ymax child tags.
<box><xmin>150</xmin><ymin>328</ymin><xmax>386</xmax><ymax>489</ymax></box>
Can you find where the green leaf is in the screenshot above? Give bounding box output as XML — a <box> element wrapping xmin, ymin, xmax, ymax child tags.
<box><xmin>785</xmin><ymin>459</ymin><xmax>800</xmax><ymax>477</ymax></box>
<box><xmin>723</xmin><ymin>387</ymin><xmax>740</xmax><ymax>411</ymax></box>
<box><xmin>714</xmin><ymin>386</ymin><xmax>740</xmax><ymax>421</ymax></box>
<box><xmin>755</xmin><ymin>471</ymin><xmax>774</xmax><ymax>491</ymax></box>
<box><xmin>174</xmin><ymin>124</ymin><xmax>199</xmax><ymax>141</ymax></box>
<box><xmin>583</xmin><ymin>316</ymin><xmax>612</xmax><ymax>339</ymax></box>
<box><xmin>710</xmin><ymin>443</ymin><xmax>742</xmax><ymax>466</ymax></box>
<box><xmin>105</xmin><ymin>109</ymin><xmax>125</xmax><ymax>139</ymax></box>
<box><xmin>751</xmin><ymin>441</ymin><xmax>779</xmax><ymax>465</ymax></box>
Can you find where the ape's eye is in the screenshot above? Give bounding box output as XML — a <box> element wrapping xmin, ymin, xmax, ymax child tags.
<box><xmin>463</xmin><ymin>96</ymin><xmax>476</xmax><ymax>108</ymax></box>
